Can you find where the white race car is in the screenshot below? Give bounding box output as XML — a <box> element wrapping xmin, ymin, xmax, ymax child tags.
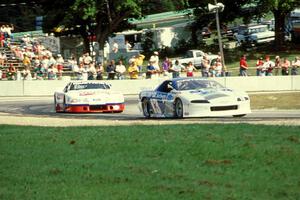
<box><xmin>54</xmin><ymin>81</ymin><xmax>125</xmax><ymax>113</ymax></box>
<box><xmin>139</xmin><ymin>78</ymin><xmax>251</xmax><ymax>118</ymax></box>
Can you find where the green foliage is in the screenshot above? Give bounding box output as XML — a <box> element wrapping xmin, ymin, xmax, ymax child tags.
<box><xmin>141</xmin><ymin>30</ymin><xmax>155</xmax><ymax>56</ymax></box>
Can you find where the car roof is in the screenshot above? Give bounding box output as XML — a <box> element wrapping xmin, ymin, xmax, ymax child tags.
<box><xmin>171</xmin><ymin>77</ymin><xmax>209</xmax><ymax>82</ymax></box>
<box><xmin>69</xmin><ymin>81</ymin><xmax>108</xmax><ymax>85</ymax></box>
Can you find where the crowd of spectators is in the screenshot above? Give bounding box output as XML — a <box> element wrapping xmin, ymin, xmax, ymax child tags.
<box><xmin>0</xmin><ymin>26</ymin><xmax>299</xmax><ymax>81</ymax></box>
<box><xmin>239</xmin><ymin>54</ymin><xmax>300</xmax><ymax>76</ymax></box>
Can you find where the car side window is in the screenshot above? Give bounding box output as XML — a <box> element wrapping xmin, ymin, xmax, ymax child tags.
<box><xmin>156</xmin><ymin>81</ymin><xmax>173</xmax><ymax>93</ymax></box>
<box><xmin>63</xmin><ymin>85</ymin><xmax>69</xmax><ymax>93</ymax></box>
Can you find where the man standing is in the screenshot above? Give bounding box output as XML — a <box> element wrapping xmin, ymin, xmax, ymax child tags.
<box><xmin>239</xmin><ymin>55</ymin><xmax>248</xmax><ymax>76</ymax></box>
<box><xmin>106</xmin><ymin>60</ymin><xmax>116</xmax><ymax>80</ymax></box>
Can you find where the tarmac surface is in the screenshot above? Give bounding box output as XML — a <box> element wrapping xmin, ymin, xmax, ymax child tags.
<box><xmin>0</xmin><ymin>96</ymin><xmax>299</xmax><ymax>126</ymax></box>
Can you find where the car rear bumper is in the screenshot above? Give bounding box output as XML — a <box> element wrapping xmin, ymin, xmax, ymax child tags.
<box><xmin>64</xmin><ymin>103</ymin><xmax>125</xmax><ymax>113</ymax></box>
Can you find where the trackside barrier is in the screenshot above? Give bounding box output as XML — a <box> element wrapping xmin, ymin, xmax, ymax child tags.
<box><xmin>0</xmin><ymin>76</ymin><xmax>299</xmax><ymax>96</ymax></box>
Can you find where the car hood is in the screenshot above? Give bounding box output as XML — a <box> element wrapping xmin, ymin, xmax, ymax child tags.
<box><xmin>180</xmin><ymin>88</ymin><xmax>248</xmax><ymax>102</ymax></box>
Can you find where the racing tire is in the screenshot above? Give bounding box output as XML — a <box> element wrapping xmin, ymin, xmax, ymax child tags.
<box><xmin>142</xmin><ymin>98</ymin><xmax>151</xmax><ymax>118</ymax></box>
<box><xmin>233</xmin><ymin>114</ymin><xmax>246</xmax><ymax>118</ymax></box>
<box><xmin>174</xmin><ymin>98</ymin><xmax>183</xmax><ymax>118</ymax></box>
<box><xmin>54</xmin><ymin>95</ymin><xmax>58</xmax><ymax>113</ymax></box>
<box><xmin>56</xmin><ymin>96</ymin><xmax>66</xmax><ymax>113</ymax></box>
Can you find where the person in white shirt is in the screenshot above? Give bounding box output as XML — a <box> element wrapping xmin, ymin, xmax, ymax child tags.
<box><xmin>115</xmin><ymin>60</ymin><xmax>126</xmax><ymax>79</ymax></box>
<box><xmin>125</xmin><ymin>40</ymin><xmax>132</xmax><ymax>51</ymax></box>
<box><xmin>22</xmin><ymin>66</ymin><xmax>32</xmax><ymax>80</ymax></box>
<box><xmin>87</xmin><ymin>62</ymin><xmax>97</xmax><ymax>80</ymax></box>
<box><xmin>263</xmin><ymin>55</ymin><xmax>275</xmax><ymax>76</ymax></box>
<box><xmin>170</xmin><ymin>60</ymin><xmax>185</xmax><ymax>78</ymax></box>
<box><xmin>149</xmin><ymin>51</ymin><xmax>160</xmax><ymax>78</ymax></box>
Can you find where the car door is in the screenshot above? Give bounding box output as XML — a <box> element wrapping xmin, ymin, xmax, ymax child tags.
<box><xmin>150</xmin><ymin>80</ymin><xmax>176</xmax><ymax>117</ymax></box>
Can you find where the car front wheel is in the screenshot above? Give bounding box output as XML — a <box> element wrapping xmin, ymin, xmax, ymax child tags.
<box><xmin>174</xmin><ymin>98</ymin><xmax>183</xmax><ymax>118</ymax></box>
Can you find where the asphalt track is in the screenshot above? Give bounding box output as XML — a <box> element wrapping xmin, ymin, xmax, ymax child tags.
<box><xmin>0</xmin><ymin>96</ymin><xmax>300</xmax><ymax>126</ymax></box>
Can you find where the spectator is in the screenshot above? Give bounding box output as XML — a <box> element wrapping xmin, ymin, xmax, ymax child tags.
<box><xmin>34</xmin><ymin>64</ymin><xmax>46</xmax><ymax>80</ymax></box>
<box><xmin>263</xmin><ymin>55</ymin><xmax>275</xmax><ymax>76</ymax></box>
<box><xmin>201</xmin><ymin>55</ymin><xmax>210</xmax><ymax>77</ymax></box>
<box><xmin>281</xmin><ymin>58</ymin><xmax>290</xmax><ymax>75</ymax></box>
<box><xmin>106</xmin><ymin>60</ymin><xmax>116</xmax><ymax>80</ymax></box>
<box><xmin>7</xmin><ymin>64</ymin><xmax>16</xmax><ymax>80</ymax></box>
<box><xmin>186</xmin><ymin>61</ymin><xmax>197</xmax><ymax>77</ymax></box>
<box><xmin>274</xmin><ymin>56</ymin><xmax>281</xmax><ymax>76</ymax></box>
<box><xmin>239</xmin><ymin>55</ymin><xmax>248</xmax><ymax>76</ymax></box>
<box><xmin>79</xmin><ymin>63</ymin><xmax>88</xmax><ymax>80</ymax></box>
<box><xmin>67</xmin><ymin>56</ymin><xmax>78</xmax><ymax>71</ymax></box>
<box><xmin>0</xmin><ymin>32</ymin><xmax>4</xmax><ymax>47</ymax></box>
<box><xmin>128</xmin><ymin>61</ymin><xmax>139</xmax><ymax>79</ymax></box>
<box><xmin>0</xmin><ymin>52</ymin><xmax>6</xmax><ymax>66</ymax></box>
<box><xmin>56</xmin><ymin>54</ymin><xmax>64</xmax><ymax>79</ymax></box>
<box><xmin>135</xmin><ymin>53</ymin><xmax>145</xmax><ymax>73</ymax></box>
<box><xmin>291</xmin><ymin>56</ymin><xmax>300</xmax><ymax>75</ymax></box>
<box><xmin>23</xmin><ymin>54</ymin><xmax>31</xmax><ymax>68</ymax></box>
<box><xmin>170</xmin><ymin>60</ymin><xmax>185</xmax><ymax>78</ymax></box>
<box><xmin>162</xmin><ymin>57</ymin><xmax>171</xmax><ymax>76</ymax></box>
<box><xmin>149</xmin><ymin>51</ymin><xmax>160</xmax><ymax>76</ymax></box>
<box><xmin>47</xmin><ymin>64</ymin><xmax>58</xmax><ymax>80</ymax></box>
<box><xmin>96</xmin><ymin>63</ymin><xmax>104</xmax><ymax>80</ymax></box>
<box><xmin>22</xmin><ymin>66</ymin><xmax>32</xmax><ymax>80</ymax></box>
<box><xmin>5</xmin><ymin>24</ymin><xmax>14</xmax><ymax>38</ymax></box>
<box><xmin>256</xmin><ymin>57</ymin><xmax>264</xmax><ymax>76</ymax></box>
<box><xmin>146</xmin><ymin>63</ymin><xmax>157</xmax><ymax>79</ymax></box>
<box><xmin>82</xmin><ymin>52</ymin><xmax>92</xmax><ymax>68</ymax></box>
<box><xmin>41</xmin><ymin>55</ymin><xmax>49</xmax><ymax>70</ymax></box>
<box><xmin>115</xmin><ymin>60</ymin><xmax>126</xmax><ymax>80</ymax></box>
<box><xmin>32</xmin><ymin>56</ymin><xmax>40</xmax><ymax>68</ymax></box>
<box><xmin>0</xmin><ymin>25</ymin><xmax>5</xmax><ymax>34</ymax></box>
<box><xmin>213</xmin><ymin>57</ymin><xmax>223</xmax><ymax>77</ymax></box>
<box><xmin>125</xmin><ymin>40</ymin><xmax>132</xmax><ymax>51</ymax></box>
<box><xmin>74</xmin><ymin>63</ymin><xmax>84</xmax><ymax>80</ymax></box>
<box><xmin>87</xmin><ymin>62</ymin><xmax>96</xmax><ymax>80</ymax></box>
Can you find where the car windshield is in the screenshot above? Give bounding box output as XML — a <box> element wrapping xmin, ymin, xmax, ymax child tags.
<box><xmin>176</xmin><ymin>79</ymin><xmax>224</xmax><ymax>91</ymax></box>
<box><xmin>70</xmin><ymin>83</ymin><xmax>110</xmax><ymax>90</ymax></box>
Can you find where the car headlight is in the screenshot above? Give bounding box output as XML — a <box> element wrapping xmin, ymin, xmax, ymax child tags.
<box><xmin>244</xmin><ymin>96</ymin><xmax>249</xmax><ymax>101</ymax></box>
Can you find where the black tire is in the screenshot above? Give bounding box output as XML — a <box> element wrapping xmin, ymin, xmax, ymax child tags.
<box><xmin>174</xmin><ymin>98</ymin><xmax>183</xmax><ymax>118</ymax></box>
<box><xmin>54</xmin><ymin>95</ymin><xmax>59</xmax><ymax>113</ymax></box>
<box><xmin>233</xmin><ymin>114</ymin><xmax>246</xmax><ymax>118</ymax></box>
<box><xmin>142</xmin><ymin>98</ymin><xmax>151</xmax><ymax>118</ymax></box>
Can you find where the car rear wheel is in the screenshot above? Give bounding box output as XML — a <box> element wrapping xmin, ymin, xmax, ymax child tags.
<box><xmin>142</xmin><ymin>98</ymin><xmax>151</xmax><ymax>118</ymax></box>
<box><xmin>174</xmin><ymin>98</ymin><xmax>183</xmax><ymax>118</ymax></box>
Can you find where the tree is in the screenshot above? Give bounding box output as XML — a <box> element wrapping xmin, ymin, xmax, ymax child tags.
<box><xmin>189</xmin><ymin>0</ymin><xmax>300</xmax><ymax>48</ymax></box>
<box><xmin>40</xmin><ymin>0</ymin><xmax>187</xmax><ymax>53</ymax></box>
<box><xmin>254</xmin><ymin>0</ymin><xmax>300</xmax><ymax>47</ymax></box>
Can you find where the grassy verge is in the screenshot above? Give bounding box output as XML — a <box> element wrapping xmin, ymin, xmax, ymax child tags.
<box><xmin>250</xmin><ymin>92</ymin><xmax>300</xmax><ymax>110</ymax></box>
<box><xmin>1</xmin><ymin>124</ymin><xmax>300</xmax><ymax>199</ymax></box>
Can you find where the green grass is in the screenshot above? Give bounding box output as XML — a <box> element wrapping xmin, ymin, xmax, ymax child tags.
<box><xmin>250</xmin><ymin>92</ymin><xmax>300</xmax><ymax>110</ymax></box>
<box><xmin>1</xmin><ymin>124</ymin><xmax>300</xmax><ymax>199</ymax></box>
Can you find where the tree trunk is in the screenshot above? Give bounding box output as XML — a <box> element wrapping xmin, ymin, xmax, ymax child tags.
<box><xmin>273</xmin><ymin>10</ymin><xmax>287</xmax><ymax>49</ymax></box>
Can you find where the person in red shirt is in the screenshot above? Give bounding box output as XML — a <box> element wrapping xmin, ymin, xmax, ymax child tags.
<box><xmin>239</xmin><ymin>54</ymin><xmax>248</xmax><ymax>76</ymax></box>
<box><xmin>256</xmin><ymin>57</ymin><xmax>264</xmax><ymax>76</ymax></box>
<box><xmin>0</xmin><ymin>32</ymin><xmax>4</xmax><ymax>47</ymax></box>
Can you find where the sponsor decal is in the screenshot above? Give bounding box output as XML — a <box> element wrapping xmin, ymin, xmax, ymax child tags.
<box><xmin>79</xmin><ymin>91</ymin><xmax>96</xmax><ymax>96</ymax></box>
